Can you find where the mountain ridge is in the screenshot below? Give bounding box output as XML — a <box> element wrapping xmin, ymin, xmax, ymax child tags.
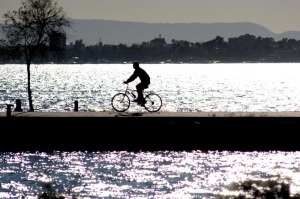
<box><xmin>2</xmin><ymin>19</ymin><xmax>300</xmax><ymax>45</ymax></box>
<box><xmin>66</xmin><ymin>19</ymin><xmax>300</xmax><ymax>45</ymax></box>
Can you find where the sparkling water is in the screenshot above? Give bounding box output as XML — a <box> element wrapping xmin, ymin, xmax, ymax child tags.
<box><xmin>1</xmin><ymin>151</ymin><xmax>300</xmax><ymax>199</ymax></box>
<box><xmin>1</xmin><ymin>63</ymin><xmax>300</xmax><ymax>113</ymax></box>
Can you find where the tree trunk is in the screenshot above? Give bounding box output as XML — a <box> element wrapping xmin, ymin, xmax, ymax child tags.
<box><xmin>26</xmin><ymin>61</ymin><xmax>34</xmax><ymax>112</ymax></box>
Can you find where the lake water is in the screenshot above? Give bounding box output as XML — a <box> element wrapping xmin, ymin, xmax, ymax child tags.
<box><xmin>1</xmin><ymin>63</ymin><xmax>300</xmax><ymax>198</ymax></box>
<box><xmin>1</xmin><ymin>151</ymin><xmax>300</xmax><ymax>199</ymax></box>
<box><xmin>1</xmin><ymin>63</ymin><xmax>300</xmax><ymax>112</ymax></box>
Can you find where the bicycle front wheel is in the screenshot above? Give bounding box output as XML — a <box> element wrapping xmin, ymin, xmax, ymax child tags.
<box><xmin>144</xmin><ymin>93</ymin><xmax>162</xmax><ymax>112</ymax></box>
<box><xmin>111</xmin><ymin>93</ymin><xmax>130</xmax><ymax>112</ymax></box>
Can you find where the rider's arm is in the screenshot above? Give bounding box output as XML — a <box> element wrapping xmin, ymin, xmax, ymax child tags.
<box><xmin>124</xmin><ymin>71</ymin><xmax>138</xmax><ymax>84</ymax></box>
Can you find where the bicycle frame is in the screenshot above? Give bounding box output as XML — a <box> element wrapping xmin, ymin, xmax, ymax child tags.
<box><xmin>123</xmin><ymin>83</ymin><xmax>148</xmax><ymax>101</ymax></box>
<box><xmin>123</xmin><ymin>84</ymin><xmax>137</xmax><ymax>101</ymax></box>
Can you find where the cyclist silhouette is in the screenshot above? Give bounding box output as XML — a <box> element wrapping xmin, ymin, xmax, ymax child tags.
<box><xmin>123</xmin><ymin>61</ymin><xmax>150</xmax><ymax>105</ymax></box>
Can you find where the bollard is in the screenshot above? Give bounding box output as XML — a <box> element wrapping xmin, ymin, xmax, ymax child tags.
<box><xmin>74</xmin><ymin>100</ymin><xmax>78</xmax><ymax>112</ymax></box>
<box><xmin>14</xmin><ymin>99</ymin><xmax>23</xmax><ymax>112</ymax></box>
<box><xmin>6</xmin><ymin>104</ymin><xmax>13</xmax><ymax>117</ymax></box>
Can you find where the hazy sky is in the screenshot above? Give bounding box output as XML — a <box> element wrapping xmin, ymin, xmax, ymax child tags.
<box><xmin>1</xmin><ymin>0</ymin><xmax>300</xmax><ymax>34</ymax></box>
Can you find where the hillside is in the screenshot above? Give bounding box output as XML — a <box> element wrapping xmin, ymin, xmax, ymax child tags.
<box><xmin>66</xmin><ymin>19</ymin><xmax>300</xmax><ymax>45</ymax></box>
<box><xmin>1</xmin><ymin>19</ymin><xmax>300</xmax><ymax>46</ymax></box>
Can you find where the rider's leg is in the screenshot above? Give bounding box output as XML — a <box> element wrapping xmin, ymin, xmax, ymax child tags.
<box><xmin>135</xmin><ymin>83</ymin><xmax>144</xmax><ymax>102</ymax></box>
<box><xmin>135</xmin><ymin>83</ymin><xmax>148</xmax><ymax>104</ymax></box>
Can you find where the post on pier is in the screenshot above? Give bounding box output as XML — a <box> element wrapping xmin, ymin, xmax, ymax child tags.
<box><xmin>74</xmin><ymin>100</ymin><xmax>78</xmax><ymax>112</ymax></box>
<box><xmin>14</xmin><ymin>99</ymin><xmax>23</xmax><ymax>112</ymax></box>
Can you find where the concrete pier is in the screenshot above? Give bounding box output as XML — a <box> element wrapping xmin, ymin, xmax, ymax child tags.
<box><xmin>1</xmin><ymin>111</ymin><xmax>300</xmax><ymax>152</ymax></box>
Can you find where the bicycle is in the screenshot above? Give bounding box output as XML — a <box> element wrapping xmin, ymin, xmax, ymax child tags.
<box><xmin>111</xmin><ymin>83</ymin><xmax>162</xmax><ymax>112</ymax></box>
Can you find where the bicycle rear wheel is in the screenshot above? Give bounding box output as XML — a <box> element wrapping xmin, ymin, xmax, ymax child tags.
<box><xmin>111</xmin><ymin>93</ymin><xmax>130</xmax><ymax>112</ymax></box>
<box><xmin>144</xmin><ymin>93</ymin><xmax>162</xmax><ymax>112</ymax></box>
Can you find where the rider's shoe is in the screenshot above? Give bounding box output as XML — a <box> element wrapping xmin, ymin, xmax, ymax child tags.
<box><xmin>139</xmin><ymin>99</ymin><xmax>146</xmax><ymax>106</ymax></box>
<box><xmin>134</xmin><ymin>98</ymin><xmax>146</xmax><ymax>106</ymax></box>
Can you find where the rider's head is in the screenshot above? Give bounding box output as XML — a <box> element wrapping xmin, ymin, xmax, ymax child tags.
<box><xmin>133</xmin><ymin>61</ymin><xmax>139</xmax><ymax>69</ymax></box>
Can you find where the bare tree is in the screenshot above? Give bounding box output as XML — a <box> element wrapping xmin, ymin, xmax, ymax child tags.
<box><xmin>2</xmin><ymin>0</ymin><xmax>71</xmax><ymax>112</ymax></box>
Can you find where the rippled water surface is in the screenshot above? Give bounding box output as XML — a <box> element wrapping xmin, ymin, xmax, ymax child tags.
<box><xmin>1</xmin><ymin>63</ymin><xmax>300</xmax><ymax>112</ymax></box>
<box><xmin>1</xmin><ymin>151</ymin><xmax>300</xmax><ymax>198</ymax></box>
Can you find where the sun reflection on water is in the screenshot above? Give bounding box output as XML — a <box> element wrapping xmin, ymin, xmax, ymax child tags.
<box><xmin>1</xmin><ymin>150</ymin><xmax>300</xmax><ymax>198</ymax></box>
<box><xmin>1</xmin><ymin>63</ymin><xmax>300</xmax><ymax>112</ymax></box>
